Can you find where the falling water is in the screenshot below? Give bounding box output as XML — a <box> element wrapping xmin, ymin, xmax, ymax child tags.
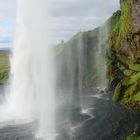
<box><xmin>7</xmin><ymin>0</ymin><xmax>56</xmax><ymax>139</ymax></box>
<box><xmin>94</xmin><ymin>25</ymin><xmax>109</xmax><ymax>89</ymax></box>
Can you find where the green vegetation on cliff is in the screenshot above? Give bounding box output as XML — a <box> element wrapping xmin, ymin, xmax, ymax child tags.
<box><xmin>108</xmin><ymin>0</ymin><xmax>140</xmax><ymax>110</ymax></box>
<box><xmin>125</xmin><ymin>136</ymin><xmax>140</xmax><ymax>140</ymax></box>
<box><xmin>116</xmin><ymin>0</ymin><xmax>132</xmax><ymax>49</ymax></box>
<box><xmin>109</xmin><ymin>0</ymin><xmax>132</xmax><ymax>50</ymax></box>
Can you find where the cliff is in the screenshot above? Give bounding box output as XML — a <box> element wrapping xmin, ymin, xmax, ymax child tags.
<box><xmin>55</xmin><ymin>28</ymin><xmax>97</xmax><ymax>89</ymax></box>
<box><xmin>54</xmin><ymin>0</ymin><xmax>140</xmax><ymax>111</ymax></box>
<box><xmin>108</xmin><ymin>0</ymin><xmax>140</xmax><ymax>110</ymax></box>
<box><xmin>54</xmin><ymin>24</ymin><xmax>109</xmax><ymax>90</ymax></box>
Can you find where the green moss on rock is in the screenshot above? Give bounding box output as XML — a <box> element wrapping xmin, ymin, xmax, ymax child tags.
<box><xmin>129</xmin><ymin>64</ymin><xmax>140</xmax><ymax>72</ymax></box>
<box><xmin>134</xmin><ymin>92</ymin><xmax>140</xmax><ymax>102</ymax></box>
<box><xmin>116</xmin><ymin>0</ymin><xmax>132</xmax><ymax>49</ymax></box>
<box><xmin>129</xmin><ymin>73</ymin><xmax>140</xmax><ymax>85</ymax></box>
<box><xmin>109</xmin><ymin>0</ymin><xmax>132</xmax><ymax>51</ymax></box>
<box><xmin>108</xmin><ymin>0</ymin><xmax>140</xmax><ymax>110</ymax></box>
<box><xmin>112</xmin><ymin>82</ymin><xmax>122</xmax><ymax>102</ymax></box>
<box><xmin>125</xmin><ymin>136</ymin><xmax>140</xmax><ymax>140</ymax></box>
<box><xmin>123</xmin><ymin>69</ymin><xmax>134</xmax><ymax>76</ymax></box>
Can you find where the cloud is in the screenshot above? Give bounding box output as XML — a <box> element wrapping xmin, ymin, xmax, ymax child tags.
<box><xmin>0</xmin><ymin>0</ymin><xmax>120</xmax><ymax>47</ymax></box>
<box><xmin>47</xmin><ymin>16</ymin><xmax>105</xmax><ymax>46</ymax></box>
<box><xmin>0</xmin><ymin>0</ymin><xmax>16</xmax><ymax>48</ymax></box>
<box><xmin>47</xmin><ymin>0</ymin><xmax>120</xmax><ymax>17</ymax></box>
<box><xmin>46</xmin><ymin>0</ymin><xmax>120</xmax><ymax>46</ymax></box>
<box><xmin>0</xmin><ymin>0</ymin><xmax>16</xmax><ymax>19</ymax></box>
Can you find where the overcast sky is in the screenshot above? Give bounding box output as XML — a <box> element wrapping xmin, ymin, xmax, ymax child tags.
<box><xmin>0</xmin><ymin>0</ymin><xmax>120</xmax><ymax>48</ymax></box>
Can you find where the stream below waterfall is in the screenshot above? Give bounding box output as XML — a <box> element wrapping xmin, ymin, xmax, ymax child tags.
<box><xmin>0</xmin><ymin>86</ymin><xmax>140</xmax><ymax>140</ymax></box>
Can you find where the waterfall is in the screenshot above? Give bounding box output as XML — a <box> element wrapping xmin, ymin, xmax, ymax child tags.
<box><xmin>94</xmin><ymin>25</ymin><xmax>109</xmax><ymax>89</ymax></box>
<box><xmin>7</xmin><ymin>0</ymin><xmax>56</xmax><ymax>139</ymax></box>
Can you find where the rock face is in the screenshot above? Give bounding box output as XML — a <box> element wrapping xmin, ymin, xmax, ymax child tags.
<box><xmin>131</xmin><ymin>0</ymin><xmax>140</xmax><ymax>25</ymax></box>
<box><xmin>108</xmin><ymin>0</ymin><xmax>140</xmax><ymax>109</ymax></box>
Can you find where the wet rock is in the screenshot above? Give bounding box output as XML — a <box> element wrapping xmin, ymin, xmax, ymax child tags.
<box><xmin>132</xmin><ymin>0</ymin><xmax>140</xmax><ymax>25</ymax></box>
<box><xmin>132</xmin><ymin>24</ymin><xmax>140</xmax><ymax>34</ymax></box>
<box><xmin>120</xmin><ymin>40</ymin><xmax>134</xmax><ymax>61</ymax></box>
<box><xmin>123</xmin><ymin>69</ymin><xmax>133</xmax><ymax>76</ymax></box>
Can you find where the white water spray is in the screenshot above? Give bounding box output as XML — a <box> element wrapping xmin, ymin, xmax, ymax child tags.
<box><xmin>7</xmin><ymin>0</ymin><xmax>56</xmax><ymax>139</ymax></box>
<box><xmin>95</xmin><ymin>25</ymin><xmax>108</xmax><ymax>89</ymax></box>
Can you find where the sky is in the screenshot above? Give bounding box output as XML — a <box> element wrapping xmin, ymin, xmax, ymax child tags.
<box><xmin>0</xmin><ymin>0</ymin><xmax>16</xmax><ymax>48</ymax></box>
<box><xmin>0</xmin><ymin>0</ymin><xmax>120</xmax><ymax>48</ymax></box>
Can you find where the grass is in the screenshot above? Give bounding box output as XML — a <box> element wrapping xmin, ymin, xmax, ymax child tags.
<box><xmin>109</xmin><ymin>0</ymin><xmax>132</xmax><ymax>50</ymax></box>
<box><xmin>134</xmin><ymin>92</ymin><xmax>140</xmax><ymax>101</ymax></box>
<box><xmin>116</xmin><ymin>0</ymin><xmax>132</xmax><ymax>49</ymax></box>
<box><xmin>129</xmin><ymin>73</ymin><xmax>140</xmax><ymax>85</ymax></box>
<box><xmin>0</xmin><ymin>52</ymin><xmax>10</xmax><ymax>84</ymax></box>
<box><xmin>109</xmin><ymin>10</ymin><xmax>121</xmax><ymax>32</ymax></box>
<box><xmin>112</xmin><ymin>81</ymin><xmax>122</xmax><ymax>101</ymax></box>
<box><xmin>126</xmin><ymin>136</ymin><xmax>140</xmax><ymax>140</ymax></box>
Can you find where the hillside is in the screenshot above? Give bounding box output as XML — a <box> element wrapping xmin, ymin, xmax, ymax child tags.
<box><xmin>54</xmin><ymin>24</ymin><xmax>109</xmax><ymax>90</ymax></box>
<box><xmin>0</xmin><ymin>50</ymin><xmax>10</xmax><ymax>85</ymax></box>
